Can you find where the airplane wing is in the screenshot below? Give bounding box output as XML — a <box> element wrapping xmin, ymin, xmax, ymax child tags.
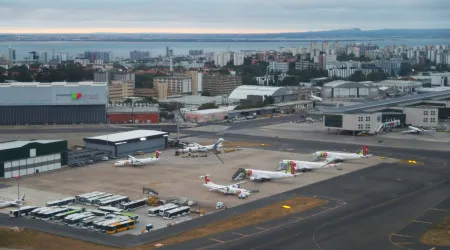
<box><xmin>208</xmin><ymin>186</ymin><xmax>227</xmax><ymax>191</ymax></box>
<box><xmin>250</xmin><ymin>175</ymin><xmax>271</xmax><ymax>182</ymax></box>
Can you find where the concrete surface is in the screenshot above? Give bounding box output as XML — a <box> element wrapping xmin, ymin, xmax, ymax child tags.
<box><xmin>378</xmin><ymin>130</ymin><xmax>450</xmax><ymax>143</ymax></box>
<box><xmin>185</xmin><ymin>125</ymin><xmax>231</xmax><ymax>133</ymax></box>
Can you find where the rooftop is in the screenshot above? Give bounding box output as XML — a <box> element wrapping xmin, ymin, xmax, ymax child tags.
<box><xmin>159</xmin><ymin>95</ymin><xmax>227</xmax><ymax>106</ymax></box>
<box><xmin>0</xmin><ymin>82</ymin><xmax>107</xmax><ymax>87</ymax></box>
<box><xmin>229</xmin><ymin>85</ymin><xmax>295</xmax><ymax>100</ymax></box>
<box><xmin>187</xmin><ymin>106</ymin><xmax>236</xmax><ymax>115</ymax></box>
<box><xmin>0</xmin><ymin>140</ymin><xmax>62</xmax><ymax>151</ymax></box>
<box><xmin>84</xmin><ymin>130</ymin><xmax>168</xmax><ymax>143</ymax></box>
<box><xmin>373</xmin><ymin>80</ymin><xmax>422</xmax><ymax>86</ymax></box>
<box><xmin>324</xmin><ymin>90</ymin><xmax>450</xmax><ymax>114</ymax></box>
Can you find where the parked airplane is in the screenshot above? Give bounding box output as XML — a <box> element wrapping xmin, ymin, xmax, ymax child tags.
<box><xmin>200</xmin><ymin>175</ymin><xmax>251</xmax><ymax>199</ymax></box>
<box><xmin>0</xmin><ymin>194</ymin><xmax>25</xmax><ymax>209</ymax></box>
<box><xmin>277</xmin><ymin>158</ymin><xmax>341</xmax><ymax>172</ymax></box>
<box><xmin>177</xmin><ymin>138</ymin><xmax>224</xmax><ymax>154</ymax></box>
<box><xmin>401</xmin><ymin>126</ymin><xmax>435</xmax><ymax>134</ymax></box>
<box><xmin>312</xmin><ymin>146</ymin><xmax>370</xmax><ymax>162</ymax></box>
<box><xmin>232</xmin><ymin>164</ymin><xmax>299</xmax><ymax>182</ymax></box>
<box><xmin>114</xmin><ymin>151</ymin><xmax>161</xmax><ymax>167</ymax></box>
<box><xmin>311</xmin><ymin>94</ymin><xmax>323</xmax><ymax>102</ymax></box>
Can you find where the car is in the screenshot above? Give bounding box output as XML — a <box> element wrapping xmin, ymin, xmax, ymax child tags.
<box><xmin>100</xmin><ymin>157</ymin><xmax>109</xmax><ymax>161</ymax></box>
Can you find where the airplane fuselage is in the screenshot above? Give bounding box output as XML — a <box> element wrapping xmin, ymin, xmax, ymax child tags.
<box><xmin>114</xmin><ymin>158</ymin><xmax>160</xmax><ymax>167</ymax></box>
<box><xmin>203</xmin><ymin>183</ymin><xmax>249</xmax><ymax>196</ymax></box>
<box><xmin>314</xmin><ymin>152</ymin><xmax>365</xmax><ymax>161</ymax></box>
<box><xmin>246</xmin><ymin>169</ymin><xmax>296</xmax><ymax>181</ymax></box>
<box><xmin>279</xmin><ymin>160</ymin><xmax>328</xmax><ymax>172</ymax></box>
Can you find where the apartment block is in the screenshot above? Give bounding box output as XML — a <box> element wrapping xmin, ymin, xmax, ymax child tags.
<box><xmin>202</xmin><ymin>74</ymin><xmax>242</xmax><ymax>96</ymax></box>
<box><xmin>154</xmin><ymin>76</ymin><xmax>192</xmax><ymax>99</ymax></box>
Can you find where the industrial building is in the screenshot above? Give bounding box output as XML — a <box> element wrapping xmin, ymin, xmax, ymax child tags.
<box><xmin>228</xmin><ymin>86</ymin><xmax>298</xmax><ymax>104</ymax></box>
<box><xmin>0</xmin><ymin>82</ymin><xmax>108</xmax><ymax>125</ymax></box>
<box><xmin>107</xmin><ymin>104</ymin><xmax>159</xmax><ymax>124</ymax></box>
<box><xmin>322</xmin><ymin>90</ymin><xmax>450</xmax><ymax>134</ymax></box>
<box><xmin>371</xmin><ymin>80</ymin><xmax>423</xmax><ymax>94</ymax></box>
<box><xmin>84</xmin><ymin>130</ymin><xmax>169</xmax><ymax>158</ymax></box>
<box><xmin>321</xmin><ymin>80</ymin><xmax>379</xmax><ymax>98</ymax></box>
<box><xmin>0</xmin><ymin>140</ymin><xmax>68</xmax><ymax>179</ymax></box>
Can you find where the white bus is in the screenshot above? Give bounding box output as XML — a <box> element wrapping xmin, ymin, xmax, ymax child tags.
<box><xmin>52</xmin><ymin>208</ymin><xmax>84</xmax><ymax>221</ymax></box>
<box><xmin>31</xmin><ymin>207</ymin><xmax>58</xmax><ymax>218</ymax></box>
<box><xmin>98</xmin><ymin>206</ymin><xmax>123</xmax><ymax>214</ymax></box>
<box><xmin>119</xmin><ymin>198</ymin><xmax>147</xmax><ymax>211</ymax></box>
<box><xmin>98</xmin><ymin>196</ymin><xmax>129</xmax><ymax>207</ymax></box>
<box><xmin>87</xmin><ymin>217</ymin><xmax>109</xmax><ymax>229</ymax></box>
<box><xmin>93</xmin><ymin>195</ymin><xmax>122</xmax><ymax>206</ymax></box>
<box><xmin>75</xmin><ymin>191</ymin><xmax>105</xmax><ymax>203</ymax></box>
<box><xmin>90</xmin><ymin>210</ymin><xmax>110</xmax><ymax>217</ymax></box>
<box><xmin>148</xmin><ymin>204</ymin><xmax>178</xmax><ymax>217</ymax></box>
<box><xmin>64</xmin><ymin>212</ymin><xmax>95</xmax><ymax>226</ymax></box>
<box><xmin>85</xmin><ymin>194</ymin><xmax>113</xmax><ymax>205</ymax></box>
<box><xmin>80</xmin><ymin>216</ymin><xmax>100</xmax><ymax>228</ymax></box>
<box><xmin>163</xmin><ymin>206</ymin><xmax>190</xmax><ymax>219</ymax></box>
<box><xmin>9</xmin><ymin>206</ymin><xmax>39</xmax><ymax>218</ymax></box>
<box><xmin>46</xmin><ymin>197</ymin><xmax>76</xmax><ymax>207</ymax></box>
<box><xmin>37</xmin><ymin>207</ymin><xmax>72</xmax><ymax>220</ymax></box>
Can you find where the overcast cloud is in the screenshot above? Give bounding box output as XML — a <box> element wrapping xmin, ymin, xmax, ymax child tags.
<box><xmin>0</xmin><ymin>0</ymin><xmax>448</xmax><ymax>33</ymax></box>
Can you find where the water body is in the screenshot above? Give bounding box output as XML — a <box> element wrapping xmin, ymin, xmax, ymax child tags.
<box><xmin>1</xmin><ymin>38</ymin><xmax>450</xmax><ymax>60</ymax></box>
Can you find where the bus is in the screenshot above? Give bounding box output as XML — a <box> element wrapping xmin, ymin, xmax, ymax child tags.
<box><xmin>46</xmin><ymin>197</ymin><xmax>76</xmax><ymax>207</ymax></box>
<box><xmin>98</xmin><ymin>196</ymin><xmax>129</xmax><ymax>207</ymax></box>
<box><xmin>119</xmin><ymin>212</ymin><xmax>139</xmax><ymax>222</ymax></box>
<box><xmin>119</xmin><ymin>198</ymin><xmax>147</xmax><ymax>211</ymax></box>
<box><xmin>93</xmin><ymin>195</ymin><xmax>122</xmax><ymax>206</ymax></box>
<box><xmin>64</xmin><ymin>212</ymin><xmax>95</xmax><ymax>226</ymax></box>
<box><xmin>98</xmin><ymin>206</ymin><xmax>123</xmax><ymax>214</ymax></box>
<box><xmin>85</xmin><ymin>194</ymin><xmax>113</xmax><ymax>205</ymax></box>
<box><xmin>30</xmin><ymin>207</ymin><xmax>52</xmax><ymax>218</ymax></box>
<box><xmin>52</xmin><ymin>208</ymin><xmax>84</xmax><ymax>221</ymax></box>
<box><xmin>93</xmin><ymin>216</ymin><xmax>129</xmax><ymax>231</ymax></box>
<box><xmin>87</xmin><ymin>217</ymin><xmax>109</xmax><ymax>229</ymax></box>
<box><xmin>148</xmin><ymin>204</ymin><xmax>178</xmax><ymax>217</ymax></box>
<box><xmin>163</xmin><ymin>206</ymin><xmax>190</xmax><ymax>219</ymax></box>
<box><xmin>9</xmin><ymin>206</ymin><xmax>39</xmax><ymax>218</ymax></box>
<box><xmin>37</xmin><ymin>207</ymin><xmax>72</xmax><ymax>220</ymax></box>
<box><xmin>105</xmin><ymin>219</ymin><xmax>136</xmax><ymax>234</ymax></box>
<box><xmin>90</xmin><ymin>210</ymin><xmax>110</xmax><ymax>217</ymax></box>
<box><xmin>75</xmin><ymin>191</ymin><xmax>105</xmax><ymax>203</ymax></box>
<box><xmin>80</xmin><ymin>216</ymin><xmax>99</xmax><ymax>229</ymax></box>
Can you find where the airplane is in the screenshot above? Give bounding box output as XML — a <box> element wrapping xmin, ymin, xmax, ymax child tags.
<box><xmin>177</xmin><ymin>138</ymin><xmax>224</xmax><ymax>154</ymax></box>
<box><xmin>401</xmin><ymin>126</ymin><xmax>435</xmax><ymax>134</ymax></box>
<box><xmin>312</xmin><ymin>146</ymin><xmax>371</xmax><ymax>162</ymax></box>
<box><xmin>114</xmin><ymin>151</ymin><xmax>161</xmax><ymax>167</ymax></box>
<box><xmin>232</xmin><ymin>163</ymin><xmax>300</xmax><ymax>182</ymax></box>
<box><xmin>200</xmin><ymin>175</ymin><xmax>252</xmax><ymax>199</ymax></box>
<box><xmin>311</xmin><ymin>94</ymin><xmax>323</xmax><ymax>102</ymax></box>
<box><xmin>0</xmin><ymin>194</ymin><xmax>25</xmax><ymax>209</ymax></box>
<box><xmin>277</xmin><ymin>158</ymin><xmax>342</xmax><ymax>172</ymax></box>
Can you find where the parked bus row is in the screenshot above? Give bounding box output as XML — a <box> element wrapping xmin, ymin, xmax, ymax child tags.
<box><xmin>73</xmin><ymin>191</ymin><xmax>132</xmax><ymax>207</ymax></box>
<box><xmin>148</xmin><ymin>203</ymin><xmax>190</xmax><ymax>219</ymax></box>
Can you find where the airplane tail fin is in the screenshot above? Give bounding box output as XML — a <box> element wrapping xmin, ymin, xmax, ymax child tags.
<box><xmin>200</xmin><ymin>175</ymin><xmax>211</xmax><ymax>184</ymax></box>
<box><xmin>128</xmin><ymin>155</ymin><xmax>137</xmax><ymax>161</ymax></box>
<box><xmin>155</xmin><ymin>151</ymin><xmax>161</xmax><ymax>159</ymax></box>
<box><xmin>286</xmin><ymin>161</ymin><xmax>296</xmax><ymax>175</ymax></box>
<box><xmin>21</xmin><ymin>193</ymin><xmax>25</xmax><ymax>201</ymax></box>
<box><xmin>363</xmin><ymin>146</ymin><xmax>368</xmax><ymax>156</ymax></box>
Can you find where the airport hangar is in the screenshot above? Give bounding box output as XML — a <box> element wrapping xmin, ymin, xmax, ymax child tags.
<box><xmin>322</xmin><ymin>90</ymin><xmax>450</xmax><ymax>134</ymax></box>
<box><xmin>0</xmin><ymin>81</ymin><xmax>108</xmax><ymax>125</ymax></box>
<box><xmin>83</xmin><ymin>130</ymin><xmax>169</xmax><ymax>158</ymax></box>
<box><xmin>0</xmin><ymin>140</ymin><xmax>68</xmax><ymax>179</ymax></box>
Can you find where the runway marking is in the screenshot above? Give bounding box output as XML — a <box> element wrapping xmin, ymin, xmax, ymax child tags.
<box><xmin>429</xmin><ymin>207</ymin><xmax>450</xmax><ymax>212</ymax></box>
<box><xmin>392</xmin><ymin>233</ymin><xmax>413</xmax><ymax>238</ymax></box>
<box><xmin>232</xmin><ymin>232</ymin><xmax>247</xmax><ymax>236</ymax></box>
<box><xmin>208</xmin><ymin>238</ymin><xmax>225</xmax><ymax>244</ymax></box>
<box><xmin>395</xmin><ymin>242</ymin><xmax>415</xmax><ymax>245</ymax></box>
<box><xmin>254</xmin><ymin>226</ymin><xmax>267</xmax><ymax>230</ymax></box>
<box><xmin>410</xmin><ymin>219</ymin><xmax>432</xmax><ymax>224</ymax></box>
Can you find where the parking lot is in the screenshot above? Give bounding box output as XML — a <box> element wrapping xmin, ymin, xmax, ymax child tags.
<box><xmin>0</xmin><ymin>136</ymin><xmax>398</xmax><ymax>235</ymax></box>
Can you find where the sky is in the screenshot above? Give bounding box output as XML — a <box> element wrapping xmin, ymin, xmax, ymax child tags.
<box><xmin>0</xmin><ymin>0</ymin><xmax>448</xmax><ymax>34</ymax></box>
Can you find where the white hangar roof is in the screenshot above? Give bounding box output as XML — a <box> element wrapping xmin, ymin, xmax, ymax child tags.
<box><xmin>228</xmin><ymin>85</ymin><xmax>296</xmax><ymax>100</ymax></box>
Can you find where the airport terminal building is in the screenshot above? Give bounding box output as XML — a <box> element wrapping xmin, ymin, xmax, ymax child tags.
<box><xmin>0</xmin><ymin>82</ymin><xmax>108</xmax><ymax>125</ymax></box>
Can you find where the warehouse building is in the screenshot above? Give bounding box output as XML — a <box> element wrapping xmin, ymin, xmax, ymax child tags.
<box><xmin>228</xmin><ymin>85</ymin><xmax>298</xmax><ymax>104</ymax></box>
<box><xmin>107</xmin><ymin>104</ymin><xmax>159</xmax><ymax>124</ymax></box>
<box><xmin>371</xmin><ymin>80</ymin><xmax>423</xmax><ymax>94</ymax></box>
<box><xmin>84</xmin><ymin>130</ymin><xmax>169</xmax><ymax>158</ymax></box>
<box><xmin>0</xmin><ymin>82</ymin><xmax>108</xmax><ymax>125</ymax></box>
<box><xmin>321</xmin><ymin>80</ymin><xmax>379</xmax><ymax>98</ymax></box>
<box><xmin>322</xmin><ymin>90</ymin><xmax>450</xmax><ymax>134</ymax></box>
<box><xmin>0</xmin><ymin>140</ymin><xmax>68</xmax><ymax>179</ymax></box>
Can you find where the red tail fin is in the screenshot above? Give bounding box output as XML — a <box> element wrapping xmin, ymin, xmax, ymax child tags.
<box><xmin>205</xmin><ymin>176</ymin><xmax>211</xmax><ymax>183</ymax></box>
<box><xmin>156</xmin><ymin>151</ymin><xmax>160</xmax><ymax>158</ymax></box>
<box><xmin>290</xmin><ymin>161</ymin><xmax>296</xmax><ymax>175</ymax></box>
<box><xmin>363</xmin><ymin>146</ymin><xmax>368</xmax><ymax>156</ymax></box>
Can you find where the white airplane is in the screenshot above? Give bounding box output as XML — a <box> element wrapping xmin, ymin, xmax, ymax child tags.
<box><xmin>232</xmin><ymin>164</ymin><xmax>300</xmax><ymax>182</ymax></box>
<box><xmin>114</xmin><ymin>151</ymin><xmax>161</xmax><ymax>167</ymax></box>
<box><xmin>0</xmin><ymin>194</ymin><xmax>25</xmax><ymax>209</ymax></box>
<box><xmin>177</xmin><ymin>138</ymin><xmax>224</xmax><ymax>154</ymax></box>
<box><xmin>200</xmin><ymin>175</ymin><xmax>252</xmax><ymax>199</ymax></box>
<box><xmin>311</xmin><ymin>94</ymin><xmax>323</xmax><ymax>102</ymax></box>
<box><xmin>277</xmin><ymin>158</ymin><xmax>342</xmax><ymax>172</ymax></box>
<box><xmin>312</xmin><ymin>146</ymin><xmax>371</xmax><ymax>162</ymax></box>
<box><xmin>401</xmin><ymin>126</ymin><xmax>435</xmax><ymax>134</ymax></box>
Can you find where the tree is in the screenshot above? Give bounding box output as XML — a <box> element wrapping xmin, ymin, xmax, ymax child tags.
<box><xmin>366</xmin><ymin>71</ymin><xmax>388</xmax><ymax>82</ymax></box>
<box><xmin>123</xmin><ymin>98</ymin><xmax>133</xmax><ymax>104</ymax></box>
<box><xmin>399</xmin><ymin>62</ymin><xmax>413</xmax><ymax>76</ymax></box>
<box><xmin>242</xmin><ymin>75</ymin><xmax>258</xmax><ymax>85</ymax></box>
<box><xmin>279</xmin><ymin>76</ymin><xmax>300</xmax><ymax>86</ymax></box>
<box><xmin>349</xmin><ymin>70</ymin><xmax>367</xmax><ymax>82</ymax></box>
<box><xmin>218</xmin><ymin>68</ymin><xmax>230</xmax><ymax>75</ymax></box>
<box><xmin>198</xmin><ymin>102</ymin><xmax>219</xmax><ymax>110</ymax></box>
<box><xmin>263</xmin><ymin>95</ymin><xmax>275</xmax><ymax>105</ymax></box>
<box><xmin>201</xmin><ymin>90</ymin><xmax>211</xmax><ymax>96</ymax></box>
<box><xmin>243</xmin><ymin>57</ymin><xmax>252</xmax><ymax>65</ymax></box>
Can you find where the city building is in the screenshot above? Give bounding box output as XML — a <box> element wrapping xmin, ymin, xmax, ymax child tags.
<box><xmin>321</xmin><ymin>80</ymin><xmax>379</xmax><ymax>98</ymax></box>
<box><xmin>375</xmin><ymin>57</ymin><xmax>404</xmax><ymax>76</ymax></box>
<box><xmin>228</xmin><ymin>85</ymin><xmax>298</xmax><ymax>103</ymax></box>
<box><xmin>84</xmin><ymin>130</ymin><xmax>169</xmax><ymax>158</ymax></box>
<box><xmin>233</xmin><ymin>52</ymin><xmax>245</xmax><ymax>66</ymax></box>
<box><xmin>154</xmin><ymin>75</ymin><xmax>192</xmax><ymax>99</ymax></box>
<box><xmin>130</xmin><ymin>50</ymin><xmax>151</xmax><ymax>61</ymax></box>
<box><xmin>107</xmin><ymin>104</ymin><xmax>159</xmax><ymax>124</ymax></box>
<box><xmin>202</xmin><ymin>74</ymin><xmax>242</xmax><ymax>96</ymax></box>
<box><xmin>94</xmin><ymin>71</ymin><xmax>135</xmax><ymax>101</ymax></box>
<box><xmin>372</xmin><ymin>80</ymin><xmax>422</xmax><ymax>94</ymax></box>
<box><xmin>189</xmin><ymin>49</ymin><xmax>204</xmax><ymax>56</ymax></box>
<box><xmin>8</xmin><ymin>47</ymin><xmax>15</xmax><ymax>65</ymax></box>
<box><xmin>322</xmin><ymin>90</ymin><xmax>450</xmax><ymax>133</ymax></box>
<box><xmin>0</xmin><ymin>140</ymin><xmax>68</xmax><ymax>179</ymax></box>
<box><xmin>266</xmin><ymin>62</ymin><xmax>289</xmax><ymax>73</ymax></box>
<box><xmin>295</xmin><ymin>60</ymin><xmax>317</xmax><ymax>71</ymax></box>
<box><xmin>184</xmin><ymin>70</ymin><xmax>203</xmax><ymax>95</ymax></box>
<box><xmin>214</xmin><ymin>52</ymin><xmax>232</xmax><ymax>67</ymax></box>
<box><xmin>0</xmin><ymin>82</ymin><xmax>108</xmax><ymax>125</ymax></box>
<box><xmin>84</xmin><ymin>51</ymin><xmax>112</xmax><ymax>63</ymax></box>
<box><xmin>133</xmin><ymin>88</ymin><xmax>158</xmax><ymax>98</ymax></box>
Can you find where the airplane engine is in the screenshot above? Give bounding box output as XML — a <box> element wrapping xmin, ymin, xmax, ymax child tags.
<box><xmin>249</xmin><ymin>176</ymin><xmax>257</xmax><ymax>181</ymax></box>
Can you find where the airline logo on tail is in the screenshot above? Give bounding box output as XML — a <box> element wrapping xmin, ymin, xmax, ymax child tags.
<box><xmin>213</xmin><ymin>138</ymin><xmax>224</xmax><ymax>150</ymax></box>
<box><xmin>357</xmin><ymin>146</ymin><xmax>369</xmax><ymax>156</ymax></box>
<box><xmin>153</xmin><ymin>151</ymin><xmax>161</xmax><ymax>159</ymax></box>
<box><xmin>201</xmin><ymin>175</ymin><xmax>211</xmax><ymax>184</ymax></box>
<box><xmin>286</xmin><ymin>161</ymin><xmax>296</xmax><ymax>175</ymax></box>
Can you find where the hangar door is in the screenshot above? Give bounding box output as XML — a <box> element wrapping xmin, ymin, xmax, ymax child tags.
<box><xmin>322</xmin><ymin>88</ymin><xmax>333</xmax><ymax>98</ymax></box>
<box><xmin>3</xmin><ymin>153</ymin><xmax>62</xmax><ymax>179</ymax></box>
<box><xmin>116</xmin><ymin>138</ymin><xmax>166</xmax><ymax>158</ymax></box>
<box><xmin>349</xmin><ymin>88</ymin><xmax>357</xmax><ymax>97</ymax></box>
<box><xmin>335</xmin><ymin>88</ymin><xmax>350</xmax><ymax>98</ymax></box>
<box><xmin>359</xmin><ymin>87</ymin><xmax>369</xmax><ymax>96</ymax></box>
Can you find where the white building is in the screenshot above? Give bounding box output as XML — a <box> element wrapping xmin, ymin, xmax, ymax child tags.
<box><xmin>321</xmin><ymin>80</ymin><xmax>379</xmax><ymax>98</ymax></box>
<box><xmin>372</xmin><ymin>80</ymin><xmax>423</xmax><ymax>94</ymax></box>
<box><xmin>233</xmin><ymin>53</ymin><xmax>245</xmax><ymax>66</ymax></box>
<box><xmin>266</xmin><ymin>62</ymin><xmax>289</xmax><ymax>73</ymax></box>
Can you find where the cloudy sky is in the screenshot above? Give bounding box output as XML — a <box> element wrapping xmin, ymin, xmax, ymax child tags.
<box><xmin>0</xmin><ymin>0</ymin><xmax>448</xmax><ymax>33</ymax></box>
